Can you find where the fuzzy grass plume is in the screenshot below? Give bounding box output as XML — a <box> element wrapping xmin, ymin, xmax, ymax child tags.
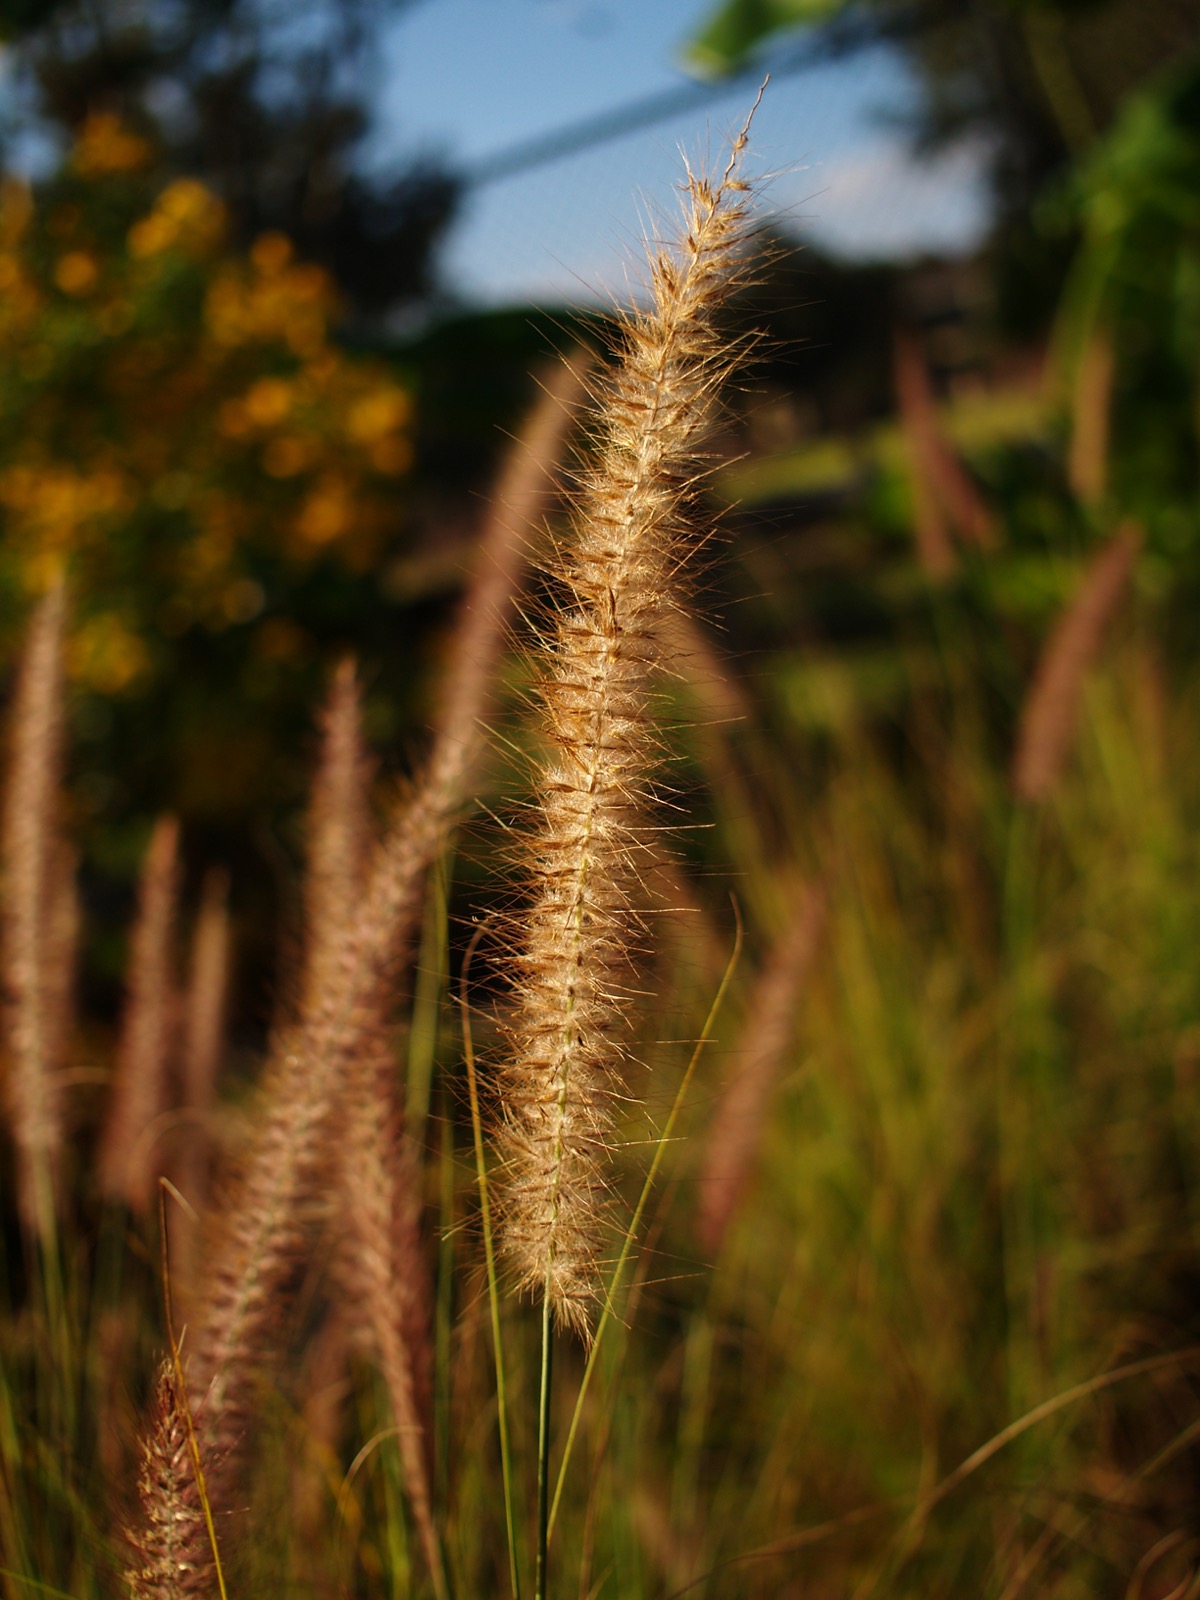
<box><xmin>2</xmin><ymin>577</ymin><xmax>70</xmax><ymax>1239</ymax></box>
<box><xmin>1013</xmin><ymin>521</ymin><xmax>1142</xmax><ymax>802</ymax></box>
<box><xmin>125</xmin><ymin>1359</ymin><xmax>217</xmax><ymax>1600</ymax></box>
<box><xmin>303</xmin><ymin>657</ymin><xmax>372</xmax><ymax>1009</ymax></box>
<box><xmin>696</xmin><ymin>881</ymin><xmax>827</xmax><ymax>1258</ymax></box>
<box><xmin>496</xmin><ymin>118</ymin><xmax>760</xmax><ymax>1337</ymax></box>
<box><xmin>99</xmin><ymin>815</ymin><xmax>182</xmax><ymax>1214</ymax></box>
<box><xmin>185</xmin><ymin>360</ymin><xmax>587</xmax><ymax>1504</ymax></box>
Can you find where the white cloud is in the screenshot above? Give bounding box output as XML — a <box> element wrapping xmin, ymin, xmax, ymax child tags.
<box><xmin>785</xmin><ymin>135</ymin><xmax>995</xmax><ymax>261</ymax></box>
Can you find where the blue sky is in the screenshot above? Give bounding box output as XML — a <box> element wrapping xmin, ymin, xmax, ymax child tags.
<box><xmin>366</xmin><ymin>0</ymin><xmax>994</xmax><ymax>308</ymax></box>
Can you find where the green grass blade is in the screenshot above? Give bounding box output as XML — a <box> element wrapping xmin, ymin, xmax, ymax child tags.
<box><xmin>460</xmin><ymin>930</ymin><xmax>523</xmax><ymax>1600</ymax></box>
<box><xmin>548</xmin><ymin>907</ymin><xmax>743</xmax><ymax>1540</ymax></box>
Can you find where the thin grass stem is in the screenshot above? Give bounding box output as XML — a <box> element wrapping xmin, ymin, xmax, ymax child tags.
<box><xmin>459</xmin><ymin>929</ymin><xmax>521</xmax><ymax>1600</ymax></box>
<box><xmin>435</xmin><ymin>1075</ymin><xmax>455</xmax><ymax>1529</ymax></box>
<box><xmin>548</xmin><ymin>908</ymin><xmax>742</xmax><ymax>1539</ymax></box>
<box><xmin>534</xmin><ymin>1284</ymin><xmax>553</xmax><ymax>1600</ymax></box>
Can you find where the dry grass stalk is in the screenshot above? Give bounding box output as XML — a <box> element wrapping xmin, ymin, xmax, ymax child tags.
<box><xmin>893</xmin><ymin>327</ymin><xmax>996</xmax><ymax>573</ymax></box>
<box><xmin>319</xmin><ymin>370</ymin><xmax>592</xmax><ymax>1581</ymax></box>
<box><xmin>189</xmin><ymin>349</ymin><xmax>592</xmax><ymax>1482</ymax></box>
<box><xmin>191</xmin><ymin>656</ymin><xmax>496</xmax><ymax>1493</ymax></box>
<box><xmin>188</xmin><ymin>703</ymin><xmax>438</xmax><ymax>1467</ymax></box>
<box><xmin>290</xmin><ymin>1308</ymin><xmax>352</xmax><ymax>1542</ymax></box>
<box><xmin>189</xmin><ymin>764</ymin><xmax>451</xmax><ymax>1468</ymax></box>
<box><xmin>307</xmin><ymin>663</ymin><xmax>442</xmax><ymax>1585</ymax></box>
<box><xmin>43</xmin><ymin>841</ymin><xmax>80</xmax><ymax>1125</ymax></box>
<box><xmin>1068</xmin><ymin>325</ymin><xmax>1114</xmax><ymax>506</ymax></box>
<box><xmin>100</xmin><ymin>815</ymin><xmax>182</xmax><ymax>1214</ymax></box>
<box><xmin>304</xmin><ymin>657</ymin><xmax>372</xmax><ymax>1008</ymax></box>
<box><xmin>903</xmin><ymin>433</ymin><xmax>957</xmax><ymax>581</ymax></box>
<box><xmin>125</xmin><ymin>1359</ymin><xmax>215</xmax><ymax>1600</ymax></box>
<box><xmin>180</xmin><ymin>868</ymin><xmax>231</xmax><ymax>1189</ymax></box>
<box><xmin>2</xmin><ymin>577</ymin><xmax>69</xmax><ymax>1237</ymax></box>
<box><xmin>340</xmin><ymin>1074</ymin><xmax>445</xmax><ymax>1594</ymax></box>
<box><xmin>1013</xmin><ymin>522</ymin><xmax>1142</xmax><ymax>802</ymax></box>
<box><xmin>431</xmin><ymin>348</ymin><xmax>592</xmax><ymax>784</ymax></box>
<box><xmin>169</xmin><ymin>867</ymin><xmax>232</xmax><ymax>1299</ymax></box>
<box><xmin>696</xmin><ymin>882</ymin><xmax>827</xmax><ymax>1257</ymax></box>
<box><xmin>496</xmin><ymin>134</ymin><xmax>758</xmax><ymax>1335</ymax></box>
<box><xmin>169</xmin><ymin>277</ymin><xmax>594</xmax><ymax>1600</ymax></box>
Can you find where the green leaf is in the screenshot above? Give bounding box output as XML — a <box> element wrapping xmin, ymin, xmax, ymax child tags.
<box><xmin>680</xmin><ymin>0</ymin><xmax>853</xmax><ymax>79</ymax></box>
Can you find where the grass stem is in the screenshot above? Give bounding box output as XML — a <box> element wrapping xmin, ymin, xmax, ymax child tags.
<box><xmin>548</xmin><ymin>908</ymin><xmax>742</xmax><ymax>1539</ymax></box>
<box><xmin>534</xmin><ymin>1286</ymin><xmax>554</xmax><ymax>1600</ymax></box>
<box><xmin>460</xmin><ymin>930</ymin><xmax>522</xmax><ymax>1600</ymax></box>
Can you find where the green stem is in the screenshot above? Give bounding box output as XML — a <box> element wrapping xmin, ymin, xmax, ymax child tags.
<box><xmin>460</xmin><ymin>934</ymin><xmax>522</xmax><ymax>1600</ymax></box>
<box><xmin>535</xmin><ymin>1286</ymin><xmax>554</xmax><ymax>1600</ymax></box>
<box><xmin>548</xmin><ymin>909</ymin><xmax>743</xmax><ymax>1539</ymax></box>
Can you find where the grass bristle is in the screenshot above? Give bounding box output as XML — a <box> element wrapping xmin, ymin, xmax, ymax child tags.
<box><xmin>2</xmin><ymin>577</ymin><xmax>69</xmax><ymax>1239</ymax></box>
<box><xmin>495</xmin><ymin>136</ymin><xmax>758</xmax><ymax>1336</ymax></box>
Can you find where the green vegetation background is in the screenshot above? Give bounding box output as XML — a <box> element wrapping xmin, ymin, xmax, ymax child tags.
<box><xmin>2</xmin><ymin>1</ymin><xmax>1200</xmax><ymax>1595</ymax></box>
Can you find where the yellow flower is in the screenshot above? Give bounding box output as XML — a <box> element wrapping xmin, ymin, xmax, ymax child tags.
<box><xmin>128</xmin><ymin>213</ymin><xmax>175</xmax><ymax>258</ymax></box>
<box><xmin>370</xmin><ymin>435</ymin><xmax>413</xmax><ymax>475</ymax></box>
<box><xmin>346</xmin><ymin>387</ymin><xmax>411</xmax><ymax>443</ymax></box>
<box><xmin>263</xmin><ymin>436</ymin><xmax>313</xmax><ymax>478</ymax></box>
<box><xmin>72</xmin><ymin>113</ymin><xmax>152</xmax><ymax>177</ymax></box>
<box><xmin>204</xmin><ymin>275</ymin><xmax>247</xmax><ymax>344</ymax></box>
<box><xmin>129</xmin><ymin>179</ymin><xmax>224</xmax><ymax>260</ymax></box>
<box><xmin>296</xmin><ymin>478</ymin><xmax>351</xmax><ymax>546</ymax></box>
<box><xmin>217</xmin><ymin>398</ymin><xmax>250</xmax><ymax>439</ymax></box>
<box><xmin>242</xmin><ymin>377</ymin><xmax>292</xmax><ymax>427</ymax></box>
<box><xmin>69</xmin><ymin>611</ymin><xmax>150</xmax><ymax>694</ymax></box>
<box><xmin>284</xmin><ymin>312</ymin><xmax>325</xmax><ymax>357</ymax></box>
<box><xmin>251</xmin><ymin>232</ymin><xmax>293</xmax><ymax>275</ymax></box>
<box><xmin>0</xmin><ymin>465</ymin><xmax>36</xmax><ymax>508</ymax></box>
<box><xmin>0</xmin><ymin>179</ymin><xmax>33</xmax><ymax>245</ymax></box>
<box><xmin>55</xmin><ymin>252</ymin><xmax>98</xmax><ymax>295</ymax></box>
<box><xmin>158</xmin><ymin>179</ymin><xmax>213</xmax><ymax>223</ymax></box>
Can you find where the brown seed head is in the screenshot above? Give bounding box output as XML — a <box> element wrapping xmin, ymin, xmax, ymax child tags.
<box><xmin>496</xmin><ymin>130</ymin><xmax>759</xmax><ymax>1334</ymax></box>
<box><xmin>1013</xmin><ymin>522</ymin><xmax>1142</xmax><ymax>803</ymax></box>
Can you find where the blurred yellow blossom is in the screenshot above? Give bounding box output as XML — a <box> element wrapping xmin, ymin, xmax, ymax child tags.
<box><xmin>69</xmin><ymin>611</ymin><xmax>151</xmax><ymax>693</ymax></box>
<box><xmin>128</xmin><ymin>177</ymin><xmax>225</xmax><ymax>259</ymax></box>
<box><xmin>0</xmin><ymin>179</ymin><xmax>32</xmax><ymax>244</ymax></box>
<box><xmin>251</xmin><ymin>231</ymin><xmax>293</xmax><ymax>274</ymax></box>
<box><xmin>55</xmin><ymin>252</ymin><xmax>98</xmax><ymax>294</ymax></box>
<box><xmin>127</xmin><ymin>212</ymin><xmax>174</xmax><ymax>257</ymax></box>
<box><xmin>369</xmin><ymin>435</ymin><xmax>414</xmax><ymax>475</ymax></box>
<box><xmin>347</xmin><ymin>388</ymin><xmax>411</xmax><ymax>443</ymax></box>
<box><xmin>296</xmin><ymin>478</ymin><xmax>353</xmax><ymax>546</ymax></box>
<box><xmin>0</xmin><ymin>118</ymin><xmax>415</xmax><ymax>709</ymax></box>
<box><xmin>72</xmin><ymin>113</ymin><xmax>153</xmax><ymax>177</ymax></box>
<box><xmin>242</xmin><ymin>377</ymin><xmax>292</xmax><ymax>427</ymax></box>
<box><xmin>263</xmin><ymin>436</ymin><xmax>313</xmax><ymax>478</ymax></box>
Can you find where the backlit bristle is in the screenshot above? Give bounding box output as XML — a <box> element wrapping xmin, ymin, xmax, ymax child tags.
<box><xmin>99</xmin><ymin>814</ymin><xmax>182</xmax><ymax>1213</ymax></box>
<box><xmin>2</xmin><ymin>577</ymin><xmax>69</xmax><ymax>1239</ymax></box>
<box><xmin>1013</xmin><ymin>522</ymin><xmax>1142</xmax><ymax>803</ymax></box>
<box><xmin>125</xmin><ymin>1360</ymin><xmax>215</xmax><ymax>1600</ymax></box>
<box><xmin>496</xmin><ymin>138</ymin><xmax>758</xmax><ymax>1336</ymax></box>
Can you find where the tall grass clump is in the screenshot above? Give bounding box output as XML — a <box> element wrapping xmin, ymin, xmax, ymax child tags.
<box><xmin>495</xmin><ymin>119</ymin><xmax>758</xmax><ymax>1333</ymax></box>
<box><xmin>2</xmin><ymin>576</ymin><xmax>71</xmax><ymax>1245</ymax></box>
<box><xmin>491</xmin><ymin>110</ymin><xmax>760</xmax><ymax>1595</ymax></box>
<box><xmin>6</xmin><ymin>82</ymin><xmax>1200</xmax><ymax>1600</ymax></box>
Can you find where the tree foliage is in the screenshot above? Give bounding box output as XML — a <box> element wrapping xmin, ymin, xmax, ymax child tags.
<box><xmin>0</xmin><ymin>111</ymin><xmax>426</xmax><ymax>868</ymax></box>
<box><xmin>0</xmin><ymin>0</ymin><xmax>456</xmax><ymax>316</ymax></box>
